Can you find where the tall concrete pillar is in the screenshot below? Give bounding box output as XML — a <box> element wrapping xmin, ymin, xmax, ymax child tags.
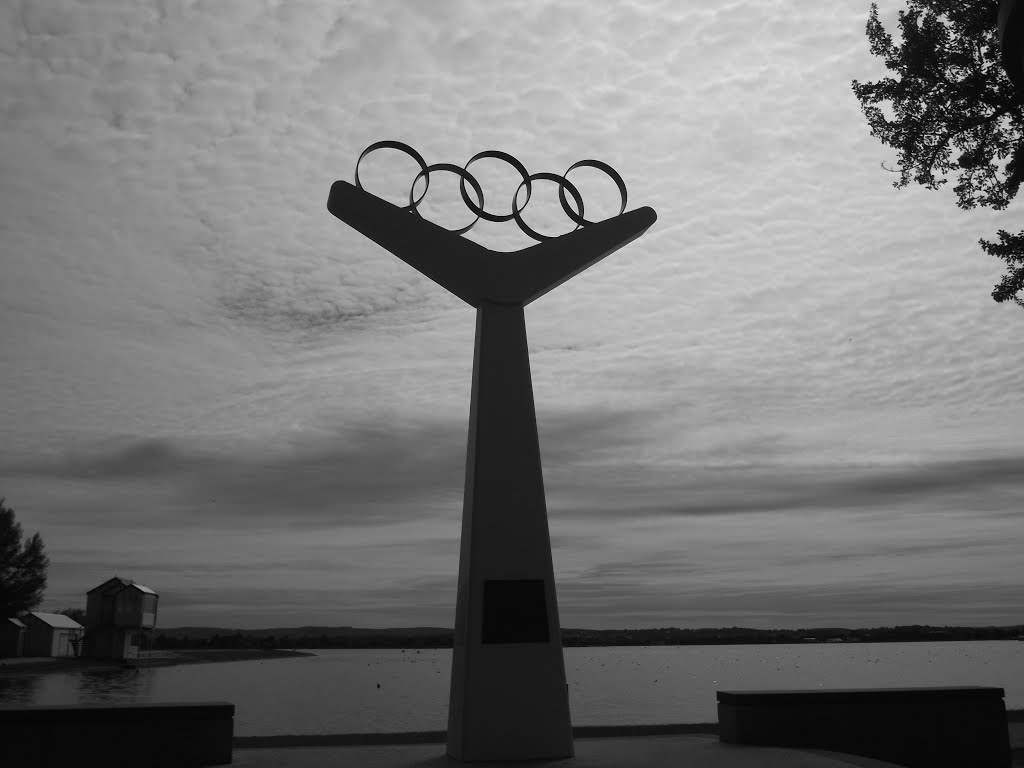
<box><xmin>446</xmin><ymin>300</ymin><xmax>572</xmax><ymax>760</ymax></box>
<box><xmin>327</xmin><ymin>177</ymin><xmax>656</xmax><ymax>762</ymax></box>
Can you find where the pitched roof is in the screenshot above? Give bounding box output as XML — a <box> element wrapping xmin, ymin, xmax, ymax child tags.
<box><xmin>28</xmin><ymin>612</ymin><xmax>83</xmax><ymax>629</ymax></box>
<box><xmin>87</xmin><ymin>576</ymin><xmax>157</xmax><ymax>595</ymax></box>
<box><xmin>5</xmin><ymin>617</ymin><xmax>26</xmax><ymax>628</ymax></box>
<box><xmin>87</xmin><ymin>576</ymin><xmax>132</xmax><ymax>594</ymax></box>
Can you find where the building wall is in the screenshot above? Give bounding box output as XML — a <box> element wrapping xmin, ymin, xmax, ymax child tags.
<box><xmin>84</xmin><ymin>627</ymin><xmax>121</xmax><ymax>659</ymax></box>
<box><xmin>25</xmin><ymin>624</ymin><xmax>82</xmax><ymax>657</ymax></box>
<box><xmin>84</xmin><ymin>627</ymin><xmax>141</xmax><ymax>660</ymax></box>
<box><xmin>0</xmin><ymin>625</ymin><xmax>25</xmax><ymax>657</ymax></box>
<box><xmin>85</xmin><ymin>590</ymin><xmax>106</xmax><ymax>628</ymax></box>
<box><xmin>50</xmin><ymin>629</ymin><xmax>82</xmax><ymax>657</ymax></box>
<box><xmin>113</xmin><ymin>588</ymin><xmax>158</xmax><ymax>629</ymax></box>
<box><xmin>141</xmin><ymin>593</ymin><xmax>158</xmax><ymax>628</ymax></box>
<box><xmin>94</xmin><ymin>583</ymin><xmax>123</xmax><ymax>626</ymax></box>
<box><xmin>87</xmin><ymin>585</ymin><xmax>157</xmax><ymax>629</ymax></box>
<box><xmin>115</xmin><ymin>588</ymin><xmax>142</xmax><ymax>626</ymax></box>
<box><xmin>23</xmin><ymin>620</ymin><xmax>53</xmax><ymax>657</ymax></box>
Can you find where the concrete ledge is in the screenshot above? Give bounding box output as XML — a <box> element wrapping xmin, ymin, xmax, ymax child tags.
<box><xmin>718</xmin><ymin>687</ymin><xmax>1011</xmax><ymax>768</ymax></box>
<box><xmin>236</xmin><ymin>731</ymin><xmax>448</xmax><ymax>748</ymax></box>
<box><xmin>233</xmin><ymin>722</ymin><xmax>722</xmax><ymax>749</ymax></box>
<box><xmin>0</xmin><ymin>701</ymin><xmax>234</xmax><ymax>767</ymax></box>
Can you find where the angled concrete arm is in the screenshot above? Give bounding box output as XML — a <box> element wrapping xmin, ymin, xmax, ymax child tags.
<box><xmin>501</xmin><ymin>206</ymin><xmax>657</xmax><ymax>306</ymax></box>
<box><xmin>327</xmin><ymin>180</ymin><xmax>490</xmax><ymax>306</ymax></box>
<box><xmin>328</xmin><ymin>180</ymin><xmax>657</xmax><ymax>308</ymax></box>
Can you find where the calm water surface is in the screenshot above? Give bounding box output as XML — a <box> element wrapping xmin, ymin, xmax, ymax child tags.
<box><xmin>1</xmin><ymin>642</ymin><xmax>1021</xmax><ymax>736</ymax></box>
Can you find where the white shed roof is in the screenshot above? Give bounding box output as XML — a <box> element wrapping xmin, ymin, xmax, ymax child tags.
<box><xmin>5</xmin><ymin>617</ymin><xmax>26</xmax><ymax>628</ymax></box>
<box><xmin>131</xmin><ymin>583</ymin><xmax>156</xmax><ymax>595</ymax></box>
<box><xmin>29</xmin><ymin>612</ymin><xmax>84</xmax><ymax>629</ymax></box>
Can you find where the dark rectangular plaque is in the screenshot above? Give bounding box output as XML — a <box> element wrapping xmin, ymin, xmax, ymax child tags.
<box><xmin>481</xmin><ymin>579</ymin><xmax>550</xmax><ymax>644</ymax></box>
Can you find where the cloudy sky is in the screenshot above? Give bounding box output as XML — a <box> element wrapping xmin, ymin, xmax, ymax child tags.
<box><xmin>2</xmin><ymin>0</ymin><xmax>1022</xmax><ymax>630</ymax></box>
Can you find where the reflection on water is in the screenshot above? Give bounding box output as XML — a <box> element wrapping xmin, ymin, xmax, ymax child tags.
<box><xmin>0</xmin><ymin>673</ymin><xmax>40</xmax><ymax>704</ymax></box>
<box><xmin>73</xmin><ymin>667</ymin><xmax>155</xmax><ymax>704</ymax></box>
<box><xmin>0</xmin><ymin>666</ymin><xmax>155</xmax><ymax>706</ymax></box>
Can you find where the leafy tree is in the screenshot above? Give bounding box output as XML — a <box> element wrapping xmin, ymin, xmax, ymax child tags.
<box><xmin>57</xmin><ymin>607</ymin><xmax>86</xmax><ymax>625</ymax></box>
<box><xmin>851</xmin><ymin>0</ymin><xmax>1024</xmax><ymax>306</ymax></box>
<box><xmin>0</xmin><ymin>498</ymin><xmax>49</xmax><ymax>617</ymax></box>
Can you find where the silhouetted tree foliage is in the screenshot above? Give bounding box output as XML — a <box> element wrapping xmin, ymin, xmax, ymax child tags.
<box><xmin>56</xmin><ymin>607</ymin><xmax>87</xmax><ymax>625</ymax></box>
<box><xmin>0</xmin><ymin>498</ymin><xmax>49</xmax><ymax>617</ymax></box>
<box><xmin>851</xmin><ymin>0</ymin><xmax>1024</xmax><ymax>306</ymax></box>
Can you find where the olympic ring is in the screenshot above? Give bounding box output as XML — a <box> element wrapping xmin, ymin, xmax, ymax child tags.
<box><xmin>514</xmin><ymin>172</ymin><xmax>585</xmax><ymax>243</ymax></box>
<box><xmin>460</xmin><ymin>150</ymin><xmax>531</xmax><ymax>223</ymax></box>
<box><xmin>353</xmin><ymin>140</ymin><xmax>628</xmax><ymax>242</ymax></box>
<box><xmin>411</xmin><ymin>163</ymin><xmax>484</xmax><ymax>236</ymax></box>
<box><xmin>355</xmin><ymin>141</ymin><xmax>428</xmax><ymax>212</ymax></box>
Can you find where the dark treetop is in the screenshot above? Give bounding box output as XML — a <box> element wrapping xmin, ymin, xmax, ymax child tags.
<box><xmin>851</xmin><ymin>0</ymin><xmax>1024</xmax><ymax>306</ymax></box>
<box><xmin>0</xmin><ymin>498</ymin><xmax>48</xmax><ymax>618</ymax></box>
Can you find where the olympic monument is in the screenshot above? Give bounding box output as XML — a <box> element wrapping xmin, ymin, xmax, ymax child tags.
<box><xmin>327</xmin><ymin>141</ymin><xmax>657</xmax><ymax>762</ymax></box>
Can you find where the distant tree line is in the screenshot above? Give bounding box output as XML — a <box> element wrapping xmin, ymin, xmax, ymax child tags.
<box><xmin>563</xmin><ymin>625</ymin><xmax>1024</xmax><ymax>646</ymax></box>
<box><xmin>152</xmin><ymin>628</ymin><xmax>454</xmax><ymax>650</ymax></box>
<box><xmin>152</xmin><ymin>624</ymin><xmax>1024</xmax><ymax>650</ymax></box>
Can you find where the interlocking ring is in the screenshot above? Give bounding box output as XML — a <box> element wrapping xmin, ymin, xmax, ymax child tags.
<box><xmin>353</xmin><ymin>140</ymin><xmax>628</xmax><ymax>242</ymax></box>
<box><xmin>460</xmin><ymin>150</ymin><xmax>530</xmax><ymax>223</ymax></box>
<box><xmin>559</xmin><ymin>159</ymin><xmax>627</xmax><ymax>226</ymax></box>
<box><xmin>355</xmin><ymin>141</ymin><xmax>427</xmax><ymax>212</ymax></box>
<box><xmin>514</xmin><ymin>172</ymin><xmax>585</xmax><ymax>243</ymax></box>
<box><xmin>410</xmin><ymin>163</ymin><xmax>484</xmax><ymax>236</ymax></box>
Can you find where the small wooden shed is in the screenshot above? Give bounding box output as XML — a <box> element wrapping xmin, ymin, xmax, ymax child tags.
<box><xmin>23</xmin><ymin>612</ymin><xmax>84</xmax><ymax>657</ymax></box>
<box><xmin>1</xmin><ymin>617</ymin><xmax>26</xmax><ymax>657</ymax></box>
<box><xmin>84</xmin><ymin>577</ymin><xmax>159</xmax><ymax>660</ymax></box>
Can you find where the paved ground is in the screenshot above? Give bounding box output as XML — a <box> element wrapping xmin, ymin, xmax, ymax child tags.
<box><xmin>233</xmin><ymin>718</ymin><xmax>1024</xmax><ymax>768</ymax></box>
<box><xmin>233</xmin><ymin>734</ymin><xmax>900</xmax><ymax>768</ymax></box>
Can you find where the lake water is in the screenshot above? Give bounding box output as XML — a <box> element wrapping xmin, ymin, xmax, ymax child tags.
<box><xmin>1</xmin><ymin>642</ymin><xmax>1021</xmax><ymax>736</ymax></box>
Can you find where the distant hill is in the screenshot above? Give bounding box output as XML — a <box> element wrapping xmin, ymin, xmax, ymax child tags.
<box><xmin>150</xmin><ymin>624</ymin><xmax>1024</xmax><ymax>650</ymax></box>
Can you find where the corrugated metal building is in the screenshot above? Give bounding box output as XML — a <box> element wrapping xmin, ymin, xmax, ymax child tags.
<box><xmin>83</xmin><ymin>576</ymin><xmax>159</xmax><ymax>660</ymax></box>
<box><xmin>23</xmin><ymin>612</ymin><xmax>84</xmax><ymax>657</ymax></box>
<box><xmin>1</xmin><ymin>617</ymin><xmax>27</xmax><ymax>657</ymax></box>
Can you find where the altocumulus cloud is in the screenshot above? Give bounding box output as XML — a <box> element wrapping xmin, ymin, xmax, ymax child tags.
<box><xmin>1</xmin><ymin>0</ymin><xmax>1022</xmax><ymax>627</ymax></box>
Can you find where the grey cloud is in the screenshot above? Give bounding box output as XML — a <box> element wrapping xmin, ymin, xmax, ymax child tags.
<box><xmin>558</xmin><ymin>580</ymin><xmax>1024</xmax><ymax>630</ymax></box>
<box><xmin>47</xmin><ymin>438</ymin><xmax>193</xmax><ymax>480</ymax></box>
<box><xmin>546</xmin><ymin>455</ymin><xmax>1024</xmax><ymax>520</ymax></box>
<box><xmin>8</xmin><ymin>406</ymin><xmax>663</xmax><ymax>517</ymax></box>
<box><xmin>7</xmin><ymin>426</ymin><xmax>465</xmax><ymax>528</ymax></box>
<box><xmin>573</xmin><ymin>553</ymin><xmax>705</xmax><ymax>585</ymax></box>
<box><xmin>17</xmin><ymin>425</ymin><xmax>1022</xmax><ymax>530</ymax></box>
<box><xmin>794</xmin><ymin>538</ymin><xmax>1012</xmax><ymax>563</ymax></box>
<box><xmin>218</xmin><ymin>277</ymin><xmax>435</xmax><ymax>336</ymax></box>
<box><xmin>832</xmin><ymin>458</ymin><xmax>1024</xmax><ymax>501</ymax></box>
<box><xmin>48</xmin><ymin>553</ymin><xmax>358</xmax><ymax>578</ymax></box>
<box><xmin>152</xmin><ymin>577</ymin><xmax>459</xmax><ymax>629</ymax></box>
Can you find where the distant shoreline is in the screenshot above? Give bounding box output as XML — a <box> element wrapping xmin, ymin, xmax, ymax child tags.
<box><xmin>148</xmin><ymin>623</ymin><xmax>1024</xmax><ymax>651</ymax></box>
<box><xmin>4</xmin><ymin>628</ymin><xmax>1022</xmax><ymax>670</ymax></box>
<box><xmin>0</xmin><ymin>648</ymin><xmax>314</xmax><ymax>674</ymax></box>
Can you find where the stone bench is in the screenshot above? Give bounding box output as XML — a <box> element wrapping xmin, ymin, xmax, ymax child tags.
<box><xmin>717</xmin><ymin>686</ymin><xmax>1011</xmax><ymax>767</ymax></box>
<box><xmin>0</xmin><ymin>701</ymin><xmax>234</xmax><ymax>767</ymax></box>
